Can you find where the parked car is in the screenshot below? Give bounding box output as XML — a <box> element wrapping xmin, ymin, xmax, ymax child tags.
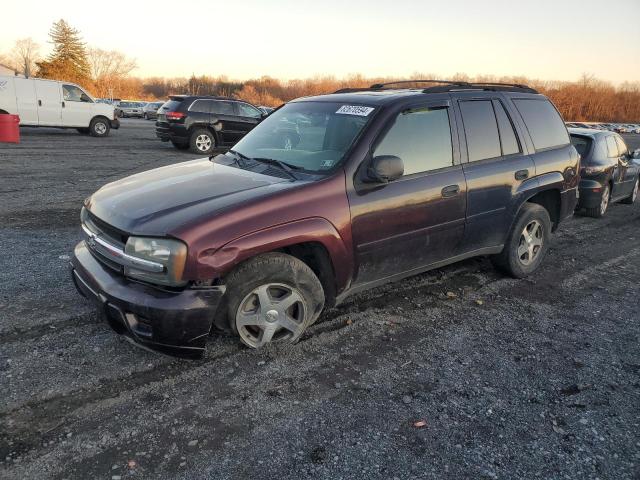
<box><xmin>569</xmin><ymin>127</ymin><xmax>639</xmax><ymax>217</ymax></box>
<box><xmin>0</xmin><ymin>75</ymin><xmax>119</xmax><ymax>136</ymax></box>
<box><xmin>71</xmin><ymin>80</ymin><xmax>579</xmax><ymax>356</ymax></box>
<box><xmin>118</xmin><ymin>101</ymin><xmax>145</xmax><ymax>118</ymax></box>
<box><xmin>143</xmin><ymin>101</ymin><xmax>164</xmax><ymax>120</ymax></box>
<box><xmin>155</xmin><ymin>95</ymin><xmax>265</xmax><ymax>154</ymax></box>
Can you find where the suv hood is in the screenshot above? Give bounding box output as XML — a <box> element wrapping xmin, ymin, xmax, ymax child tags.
<box><xmin>86</xmin><ymin>158</ymin><xmax>290</xmax><ymax>235</ymax></box>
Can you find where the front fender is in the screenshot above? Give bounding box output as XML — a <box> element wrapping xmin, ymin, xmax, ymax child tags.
<box><xmin>199</xmin><ymin>217</ymin><xmax>353</xmax><ymax>293</ymax></box>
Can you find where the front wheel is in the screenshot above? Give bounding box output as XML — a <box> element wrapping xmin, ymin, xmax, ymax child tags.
<box><xmin>89</xmin><ymin>117</ymin><xmax>110</xmax><ymax>137</ymax></box>
<box><xmin>491</xmin><ymin>203</ymin><xmax>551</xmax><ymax>278</ymax></box>
<box><xmin>221</xmin><ymin>253</ymin><xmax>325</xmax><ymax>349</ymax></box>
<box><xmin>621</xmin><ymin>177</ymin><xmax>639</xmax><ymax>205</ymax></box>
<box><xmin>189</xmin><ymin>128</ymin><xmax>215</xmax><ymax>154</ymax></box>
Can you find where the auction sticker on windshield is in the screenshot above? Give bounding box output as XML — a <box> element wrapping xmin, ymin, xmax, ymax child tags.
<box><xmin>336</xmin><ymin>105</ymin><xmax>375</xmax><ymax>116</ymax></box>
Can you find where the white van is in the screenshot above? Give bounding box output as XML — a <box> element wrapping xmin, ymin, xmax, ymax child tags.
<box><xmin>0</xmin><ymin>75</ymin><xmax>119</xmax><ymax>136</ymax></box>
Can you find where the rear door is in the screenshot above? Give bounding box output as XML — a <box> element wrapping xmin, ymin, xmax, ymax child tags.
<box><xmin>349</xmin><ymin>100</ymin><xmax>467</xmax><ymax>285</ymax></box>
<box><xmin>211</xmin><ymin>100</ymin><xmax>245</xmax><ymax>145</ymax></box>
<box><xmin>35</xmin><ymin>80</ymin><xmax>62</xmax><ymax>126</ymax></box>
<box><xmin>13</xmin><ymin>78</ymin><xmax>38</xmax><ymax>125</ymax></box>
<box><xmin>234</xmin><ymin>102</ymin><xmax>263</xmax><ymax>138</ymax></box>
<box><xmin>61</xmin><ymin>84</ymin><xmax>94</xmax><ymax>127</ymax></box>
<box><xmin>454</xmin><ymin>95</ymin><xmax>535</xmax><ymax>252</ymax></box>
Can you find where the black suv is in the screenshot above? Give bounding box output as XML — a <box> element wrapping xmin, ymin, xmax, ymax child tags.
<box><xmin>155</xmin><ymin>95</ymin><xmax>265</xmax><ymax>154</ymax></box>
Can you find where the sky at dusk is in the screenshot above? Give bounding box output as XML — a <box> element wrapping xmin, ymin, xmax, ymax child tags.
<box><xmin>1</xmin><ymin>0</ymin><xmax>639</xmax><ymax>83</ymax></box>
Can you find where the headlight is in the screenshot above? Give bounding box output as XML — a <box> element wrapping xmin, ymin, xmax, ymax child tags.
<box><xmin>124</xmin><ymin>236</ymin><xmax>188</xmax><ymax>287</ymax></box>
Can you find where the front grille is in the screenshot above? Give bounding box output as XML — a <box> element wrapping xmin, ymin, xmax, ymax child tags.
<box><xmin>82</xmin><ymin>210</ymin><xmax>128</xmax><ymax>273</ymax></box>
<box><xmin>86</xmin><ymin>211</ymin><xmax>128</xmax><ymax>247</ymax></box>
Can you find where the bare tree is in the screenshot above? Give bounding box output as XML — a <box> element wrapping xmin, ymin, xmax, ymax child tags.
<box><xmin>11</xmin><ymin>38</ymin><xmax>41</xmax><ymax>77</ymax></box>
<box><xmin>87</xmin><ymin>48</ymin><xmax>137</xmax><ymax>98</ymax></box>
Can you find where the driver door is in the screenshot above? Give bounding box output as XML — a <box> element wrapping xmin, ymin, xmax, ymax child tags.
<box><xmin>61</xmin><ymin>84</ymin><xmax>94</xmax><ymax>127</ymax></box>
<box><xmin>348</xmin><ymin>101</ymin><xmax>467</xmax><ymax>286</ymax></box>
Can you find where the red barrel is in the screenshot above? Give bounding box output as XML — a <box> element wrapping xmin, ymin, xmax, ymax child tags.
<box><xmin>0</xmin><ymin>114</ymin><xmax>20</xmax><ymax>143</ymax></box>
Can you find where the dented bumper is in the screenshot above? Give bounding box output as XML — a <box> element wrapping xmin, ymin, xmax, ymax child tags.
<box><xmin>70</xmin><ymin>241</ymin><xmax>224</xmax><ymax>358</ymax></box>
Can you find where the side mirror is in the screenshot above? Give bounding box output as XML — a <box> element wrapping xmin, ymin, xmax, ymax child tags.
<box><xmin>632</xmin><ymin>149</ymin><xmax>640</xmax><ymax>160</ymax></box>
<box><xmin>81</xmin><ymin>93</ymin><xmax>91</xmax><ymax>102</ymax></box>
<box><xmin>367</xmin><ymin>155</ymin><xmax>404</xmax><ymax>183</ymax></box>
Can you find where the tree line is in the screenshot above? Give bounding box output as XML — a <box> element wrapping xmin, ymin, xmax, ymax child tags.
<box><xmin>1</xmin><ymin>20</ymin><xmax>639</xmax><ymax>122</ymax></box>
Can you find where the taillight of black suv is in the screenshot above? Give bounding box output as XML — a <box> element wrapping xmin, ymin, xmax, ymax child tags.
<box><xmin>155</xmin><ymin>95</ymin><xmax>266</xmax><ymax>154</ymax></box>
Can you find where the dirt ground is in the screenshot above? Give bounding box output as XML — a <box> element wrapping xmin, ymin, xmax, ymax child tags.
<box><xmin>1</xmin><ymin>120</ymin><xmax>639</xmax><ymax>480</ymax></box>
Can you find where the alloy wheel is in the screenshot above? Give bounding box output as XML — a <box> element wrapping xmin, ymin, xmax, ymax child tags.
<box><xmin>195</xmin><ymin>134</ymin><xmax>212</xmax><ymax>152</ymax></box>
<box><xmin>235</xmin><ymin>283</ymin><xmax>307</xmax><ymax>348</ymax></box>
<box><xmin>517</xmin><ymin>220</ymin><xmax>544</xmax><ymax>266</ymax></box>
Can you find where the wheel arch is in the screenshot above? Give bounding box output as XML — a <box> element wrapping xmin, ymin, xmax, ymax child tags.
<box><xmin>188</xmin><ymin>123</ymin><xmax>220</xmax><ymax>145</ymax></box>
<box><xmin>199</xmin><ymin>217</ymin><xmax>353</xmax><ymax>305</ymax></box>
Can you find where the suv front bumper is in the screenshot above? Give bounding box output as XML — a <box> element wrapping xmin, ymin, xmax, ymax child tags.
<box><xmin>70</xmin><ymin>241</ymin><xmax>224</xmax><ymax>357</ymax></box>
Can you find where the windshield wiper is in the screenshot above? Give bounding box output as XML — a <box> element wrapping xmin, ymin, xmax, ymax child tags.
<box><xmin>216</xmin><ymin>149</ymin><xmax>249</xmax><ymax>168</ymax></box>
<box><xmin>249</xmin><ymin>157</ymin><xmax>300</xmax><ymax>181</ymax></box>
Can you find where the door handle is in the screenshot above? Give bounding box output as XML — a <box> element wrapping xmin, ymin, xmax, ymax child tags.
<box><xmin>515</xmin><ymin>169</ymin><xmax>529</xmax><ymax>180</ymax></box>
<box><xmin>62</xmin><ymin>101</ymin><xmax>65</xmax><ymax>108</ymax></box>
<box><xmin>38</xmin><ymin>99</ymin><xmax>42</xmax><ymax>106</ymax></box>
<box><xmin>441</xmin><ymin>184</ymin><xmax>460</xmax><ymax>197</ymax></box>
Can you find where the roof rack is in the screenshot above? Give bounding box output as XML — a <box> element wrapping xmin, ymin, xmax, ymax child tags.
<box><xmin>354</xmin><ymin>79</ymin><xmax>537</xmax><ymax>94</ymax></box>
<box><xmin>370</xmin><ymin>79</ymin><xmax>471</xmax><ymax>89</ymax></box>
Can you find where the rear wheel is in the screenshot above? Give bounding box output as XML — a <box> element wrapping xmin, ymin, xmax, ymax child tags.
<box><xmin>585</xmin><ymin>183</ymin><xmax>610</xmax><ymax>218</ymax></box>
<box><xmin>621</xmin><ymin>177</ymin><xmax>639</xmax><ymax>204</ymax></box>
<box><xmin>89</xmin><ymin>117</ymin><xmax>110</xmax><ymax>137</ymax></box>
<box><xmin>491</xmin><ymin>203</ymin><xmax>551</xmax><ymax>278</ymax></box>
<box><xmin>189</xmin><ymin>128</ymin><xmax>215</xmax><ymax>154</ymax></box>
<box><xmin>221</xmin><ymin>253</ymin><xmax>325</xmax><ymax>349</ymax></box>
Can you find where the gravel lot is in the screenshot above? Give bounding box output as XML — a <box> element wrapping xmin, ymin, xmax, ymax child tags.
<box><xmin>1</xmin><ymin>119</ymin><xmax>639</xmax><ymax>480</ymax></box>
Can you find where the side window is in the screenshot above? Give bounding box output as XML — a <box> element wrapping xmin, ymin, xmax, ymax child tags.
<box><xmin>459</xmin><ymin>100</ymin><xmax>501</xmax><ymax>162</ymax></box>
<box><xmin>237</xmin><ymin>102</ymin><xmax>262</xmax><ymax>118</ymax></box>
<box><xmin>373</xmin><ymin>107</ymin><xmax>453</xmax><ymax>176</ymax></box>
<box><xmin>513</xmin><ymin>99</ymin><xmax>569</xmax><ymax>151</ymax></box>
<box><xmin>189</xmin><ymin>100</ymin><xmax>213</xmax><ymax>113</ymax></box>
<box><xmin>614</xmin><ymin>136</ymin><xmax>628</xmax><ymax>156</ymax></box>
<box><xmin>211</xmin><ymin>101</ymin><xmax>234</xmax><ymax>115</ymax></box>
<box><xmin>494</xmin><ymin>101</ymin><xmax>520</xmax><ymax>155</ymax></box>
<box><xmin>606</xmin><ymin>136</ymin><xmax>619</xmax><ymax>157</ymax></box>
<box><xmin>63</xmin><ymin>85</ymin><xmax>91</xmax><ymax>103</ymax></box>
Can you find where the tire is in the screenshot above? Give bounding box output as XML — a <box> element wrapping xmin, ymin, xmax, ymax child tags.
<box><xmin>189</xmin><ymin>128</ymin><xmax>215</xmax><ymax>154</ymax></box>
<box><xmin>143</xmin><ymin>113</ymin><xmax>148</xmax><ymax>120</ymax></box>
<box><xmin>76</xmin><ymin>128</ymin><xmax>90</xmax><ymax>134</ymax></box>
<box><xmin>621</xmin><ymin>177</ymin><xmax>639</xmax><ymax>205</ymax></box>
<box><xmin>220</xmin><ymin>253</ymin><xmax>325</xmax><ymax>349</ymax></box>
<box><xmin>89</xmin><ymin>117</ymin><xmax>110</xmax><ymax>137</ymax></box>
<box><xmin>585</xmin><ymin>183</ymin><xmax>610</xmax><ymax>218</ymax></box>
<box><xmin>491</xmin><ymin>203</ymin><xmax>551</xmax><ymax>278</ymax></box>
<box><xmin>171</xmin><ymin>141</ymin><xmax>189</xmax><ymax>151</ymax></box>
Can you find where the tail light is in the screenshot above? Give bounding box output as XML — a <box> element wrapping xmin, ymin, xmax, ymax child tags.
<box><xmin>166</xmin><ymin>111</ymin><xmax>185</xmax><ymax>121</ymax></box>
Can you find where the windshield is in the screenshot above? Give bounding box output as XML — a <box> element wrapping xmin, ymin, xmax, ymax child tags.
<box><xmin>230</xmin><ymin>101</ymin><xmax>376</xmax><ymax>174</ymax></box>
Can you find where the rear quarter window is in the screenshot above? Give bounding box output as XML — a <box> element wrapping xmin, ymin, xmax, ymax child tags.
<box><xmin>513</xmin><ymin>99</ymin><xmax>569</xmax><ymax>151</ymax></box>
<box><xmin>569</xmin><ymin>134</ymin><xmax>592</xmax><ymax>158</ymax></box>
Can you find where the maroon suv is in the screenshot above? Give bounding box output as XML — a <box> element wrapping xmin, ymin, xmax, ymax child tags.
<box><xmin>71</xmin><ymin>80</ymin><xmax>579</xmax><ymax>357</ymax></box>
